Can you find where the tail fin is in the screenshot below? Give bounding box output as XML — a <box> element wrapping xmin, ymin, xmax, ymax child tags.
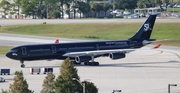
<box><xmin>129</xmin><ymin>14</ymin><xmax>158</xmax><ymax>40</ymax></box>
<box><xmin>153</xmin><ymin>44</ymin><xmax>161</xmax><ymax>49</ymax></box>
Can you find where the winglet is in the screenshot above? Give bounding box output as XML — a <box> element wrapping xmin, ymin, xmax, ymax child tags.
<box><xmin>153</xmin><ymin>44</ymin><xmax>161</xmax><ymax>49</ymax></box>
<box><xmin>55</xmin><ymin>39</ymin><xmax>59</xmax><ymax>43</ymax></box>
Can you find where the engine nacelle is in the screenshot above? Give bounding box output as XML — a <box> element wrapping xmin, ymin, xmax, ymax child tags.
<box><xmin>109</xmin><ymin>52</ymin><xmax>126</xmax><ymax>60</ymax></box>
<box><xmin>75</xmin><ymin>56</ymin><xmax>92</xmax><ymax>63</ymax></box>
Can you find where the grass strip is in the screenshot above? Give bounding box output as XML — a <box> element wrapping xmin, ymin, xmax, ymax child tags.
<box><xmin>0</xmin><ymin>46</ymin><xmax>13</xmax><ymax>55</ymax></box>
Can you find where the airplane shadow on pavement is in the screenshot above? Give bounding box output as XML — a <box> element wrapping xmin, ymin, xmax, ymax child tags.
<box><xmin>74</xmin><ymin>61</ymin><xmax>180</xmax><ymax>68</ymax></box>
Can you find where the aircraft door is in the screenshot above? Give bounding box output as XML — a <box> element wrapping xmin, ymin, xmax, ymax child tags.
<box><xmin>21</xmin><ymin>47</ymin><xmax>27</xmax><ymax>55</ymax></box>
<box><xmin>52</xmin><ymin>46</ymin><xmax>57</xmax><ymax>53</ymax></box>
<box><xmin>130</xmin><ymin>41</ymin><xmax>137</xmax><ymax>48</ymax></box>
<box><xmin>130</xmin><ymin>41</ymin><xmax>134</xmax><ymax>48</ymax></box>
<box><xmin>96</xmin><ymin>44</ymin><xmax>100</xmax><ymax>50</ymax></box>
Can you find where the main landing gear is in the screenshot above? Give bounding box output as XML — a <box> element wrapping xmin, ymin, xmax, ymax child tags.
<box><xmin>73</xmin><ymin>55</ymin><xmax>100</xmax><ymax>66</ymax></box>
<box><xmin>74</xmin><ymin>61</ymin><xmax>99</xmax><ymax>66</ymax></box>
<box><xmin>84</xmin><ymin>61</ymin><xmax>99</xmax><ymax>66</ymax></box>
<box><xmin>83</xmin><ymin>55</ymin><xmax>100</xmax><ymax>66</ymax></box>
<box><xmin>85</xmin><ymin>55</ymin><xmax>99</xmax><ymax>66</ymax></box>
<box><xmin>20</xmin><ymin>60</ymin><xmax>25</xmax><ymax>68</ymax></box>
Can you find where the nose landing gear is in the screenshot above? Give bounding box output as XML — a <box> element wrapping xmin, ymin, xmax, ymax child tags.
<box><xmin>20</xmin><ymin>60</ymin><xmax>25</xmax><ymax>68</ymax></box>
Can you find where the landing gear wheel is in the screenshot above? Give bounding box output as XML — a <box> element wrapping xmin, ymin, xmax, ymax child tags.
<box><xmin>90</xmin><ymin>62</ymin><xmax>99</xmax><ymax>66</ymax></box>
<box><xmin>91</xmin><ymin>62</ymin><xmax>96</xmax><ymax>66</ymax></box>
<box><xmin>84</xmin><ymin>62</ymin><xmax>89</xmax><ymax>65</ymax></box>
<box><xmin>21</xmin><ymin>64</ymin><xmax>25</xmax><ymax>68</ymax></box>
<box><xmin>74</xmin><ymin>61</ymin><xmax>81</xmax><ymax>65</ymax></box>
<box><xmin>20</xmin><ymin>60</ymin><xmax>25</xmax><ymax>68</ymax></box>
<box><xmin>95</xmin><ymin>62</ymin><xmax>99</xmax><ymax>66</ymax></box>
<box><xmin>88</xmin><ymin>62</ymin><xmax>92</xmax><ymax>66</ymax></box>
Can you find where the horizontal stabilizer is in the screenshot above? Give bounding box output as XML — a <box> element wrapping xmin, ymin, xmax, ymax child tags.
<box><xmin>153</xmin><ymin>44</ymin><xmax>161</xmax><ymax>49</ymax></box>
<box><xmin>55</xmin><ymin>39</ymin><xmax>59</xmax><ymax>43</ymax></box>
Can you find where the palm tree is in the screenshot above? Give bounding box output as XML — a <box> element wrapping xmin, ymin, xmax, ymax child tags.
<box><xmin>103</xmin><ymin>3</ymin><xmax>112</xmax><ymax>17</ymax></box>
<box><xmin>77</xmin><ymin>1</ymin><xmax>90</xmax><ymax>18</ymax></box>
<box><xmin>13</xmin><ymin>0</ymin><xmax>21</xmax><ymax>17</ymax></box>
<box><xmin>90</xmin><ymin>3</ymin><xmax>99</xmax><ymax>18</ymax></box>
<box><xmin>0</xmin><ymin>0</ymin><xmax>11</xmax><ymax>16</ymax></box>
<box><xmin>64</xmin><ymin>0</ymin><xmax>73</xmax><ymax>19</ymax></box>
<box><xmin>57</xmin><ymin>0</ymin><xmax>66</xmax><ymax>18</ymax></box>
<box><xmin>96</xmin><ymin>4</ymin><xmax>103</xmax><ymax>18</ymax></box>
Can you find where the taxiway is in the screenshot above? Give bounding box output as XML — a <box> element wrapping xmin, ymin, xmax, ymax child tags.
<box><xmin>1</xmin><ymin>18</ymin><xmax>180</xmax><ymax>26</ymax></box>
<box><xmin>0</xmin><ymin>18</ymin><xmax>180</xmax><ymax>92</ymax></box>
<box><xmin>0</xmin><ymin>33</ymin><xmax>180</xmax><ymax>93</ymax></box>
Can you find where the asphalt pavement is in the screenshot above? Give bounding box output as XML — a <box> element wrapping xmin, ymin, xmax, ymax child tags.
<box><xmin>0</xmin><ymin>18</ymin><xmax>180</xmax><ymax>26</ymax></box>
<box><xmin>0</xmin><ymin>18</ymin><xmax>180</xmax><ymax>93</ymax></box>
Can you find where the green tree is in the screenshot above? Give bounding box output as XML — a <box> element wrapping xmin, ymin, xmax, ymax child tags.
<box><xmin>1</xmin><ymin>89</ymin><xmax>8</xmax><ymax>93</ymax></box>
<box><xmin>57</xmin><ymin>0</ymin><xmax>66</xmax><ymax>18</ymax></box>
<box><xmin>72</xmin><ymin>0</ymin><xmax>78</xmax><ymax>19</ymax></box>
<box><xmin>82</xmin><ymin>81</ymin><xmax>98</xmax><ymax>93</ymax></box>
<box><xmin>96</xmin><ymin>4</ymin><xmax>103</xmax><ymax>18</ymax></box>
<box><xmin>112</xmin><ymin>2</ymin><xmax>117</xmax><ymax>10</ymax></box>
<box><xmin>163</xmin><ymin>0</ymin><xmax>169</xmax><ymax>9</ymax></box>
<box><xmin>9</xmin><ymin>71</ymin><xmax>34</xmax><ymax>93</ymax></box>
<box><xmin>44</xmin><ymin>0</ymin><xmax>58</xmax><ymax>19</ymax></box>
<box><xmin>21</xmin><ymin>0</ymin><xmax>38</xmax><ymax>18</ymax></box>
<box><xmin>53</xmin><ymin>58</ymin><xmax>82</xmax><ymax>93</ymax></box>
<box><xmin>115</xmin><ymin>0</ymin><xmax>138</xmax><ymax>10</ymax></box>
<box><xmin>9</xmin><ymin>3</ymin><xmax>17</xmax><ymax>15</ymax></box>
<box><xmin>103</xmin><ymin>3</ymin><xmax>112</xmax><ymax>17</ymax></box>
<box><xmin>65</xmin><ymin>0</ymin><xmax>73</xmax><ymax>19</ymax></box>
<box><xmin>37</xmin><ymin>0</ymin><xmax>64</xmax><ymax>19</ymax></box>
<box><xmin>41</xmin><ymin>72</ymin><xmax>55</xmax><ymax>93</ymax></box>
<box><xmin>155</xmin><ymin>0</ymin><xmax>162</xmax><ymax>6</ymax></box>
<box><xmin>150</xmin><ymin>0</ymin><xmax>162</xmax><ymax>7</ymax></box>
<box><xmin>77</xmin><ymin>1</ymin><xmax>90</xmax><ymax>18</ymax></box>
<box><xmin>13</xmin><ymin>0</ymin><xmax>22</xmax><ymax>17</ymax></box>
<box><xmin>0</xmin><ymin>0</ymin><xmax>11</xmax><ymax>16</ymax></box>
<box><xmin>90</xmin><ymin>3</ymin><xmax>100</xmax><ymax>18</ymax></box>
<box><xmin>137</xmin><ymin>0</ymin><xmax>151</xmax><ymax>8</ymax></box>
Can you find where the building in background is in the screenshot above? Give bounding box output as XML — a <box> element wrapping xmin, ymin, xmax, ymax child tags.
<box><xmin>0</xmin><ymin>0</ymin><xmax>24</xmax><ymax>19</ymax></box>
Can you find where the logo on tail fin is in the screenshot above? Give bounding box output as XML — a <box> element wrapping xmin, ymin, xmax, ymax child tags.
<box><xmin>144</xmin><ymin>23</ymin><xmax>151</xmax><ymax>31</ymax></box>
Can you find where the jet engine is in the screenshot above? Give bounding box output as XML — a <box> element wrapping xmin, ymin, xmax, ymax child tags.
<box><xmin>109</xmin><ymin>52</ymin><xmax>126</xmax><ymax>60</ymax></box>
<box><xmin>75</xmin><ymin>56</ymin><xmax>92</xmax><ymax>63</ymax></box>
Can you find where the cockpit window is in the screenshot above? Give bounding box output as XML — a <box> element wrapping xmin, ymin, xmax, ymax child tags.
<box><xmin>9</xmin><ymin>49</ymin><xmax>18</xmax><ymax>52</ymax></box>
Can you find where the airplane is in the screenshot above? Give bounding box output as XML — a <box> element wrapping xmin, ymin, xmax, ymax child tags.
<box><xmin>6</xmin><ymin>14</ymin><xmax>158</xmax><ymax>68</ymax></box>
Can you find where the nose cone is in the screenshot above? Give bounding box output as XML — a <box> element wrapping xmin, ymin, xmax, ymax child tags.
<box><xmin>6</xmin><ymin>51</ymin><xmax>19</xmax><ymax>60</ymax></box>
<box><xmin>6</xmin><ymin>52</ymin><xmax>11</xmax><ymax>58</ymax></box>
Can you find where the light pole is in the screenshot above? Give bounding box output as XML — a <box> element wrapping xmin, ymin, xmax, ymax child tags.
<box><xmin>173</xmin><ymin>6</ymin><xmax>174</xmax><ymax>16</ymax></box>
<box><xmin>72</xmin><ymin>78</ymin><xmax>85</xmax><ymax>93</ymax></box>
<box><xmin>168</xmin><ymin>84</ymin><xmax>177</xmax><ymax>93</ymax></box>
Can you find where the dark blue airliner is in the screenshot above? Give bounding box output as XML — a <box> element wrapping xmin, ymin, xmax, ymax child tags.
<box><xmin>6</xmin><ymin>14</ymin><xmax>157</xmax><ymax>68</ymax></box>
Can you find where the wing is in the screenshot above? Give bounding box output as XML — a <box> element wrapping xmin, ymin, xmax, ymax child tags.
<box><xmin>63</xmin><ymin>49</ymin><xmax>135</xmax><ymax>57</ymax></box>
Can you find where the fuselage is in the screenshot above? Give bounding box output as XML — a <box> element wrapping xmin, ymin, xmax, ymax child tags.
<box><xmin>6</xmin><ymin>39</ymin><xmax>144</xmax><ymax>61</ymax></box>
